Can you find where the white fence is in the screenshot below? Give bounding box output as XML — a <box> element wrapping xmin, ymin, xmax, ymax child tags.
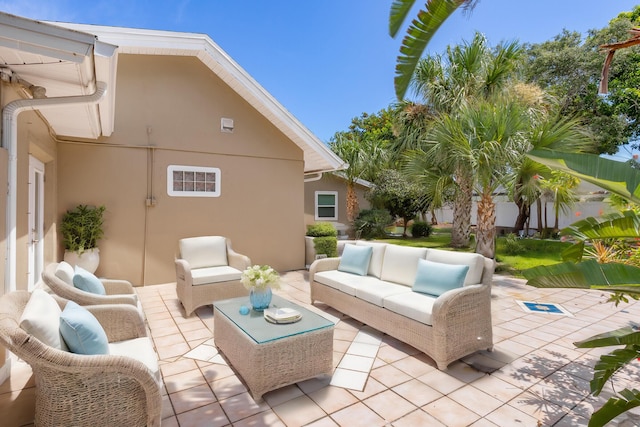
<box><xmin>433</xmin><ymin>201</ymin><xmax>615</xmax><ymax>232</ymax></box>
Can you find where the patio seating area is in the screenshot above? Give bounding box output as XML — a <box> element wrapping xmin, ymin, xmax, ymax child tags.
<box><xmin>2</xmin><ymin>271</ymin><xmax>640</xmax><ymax>426</ymax></box>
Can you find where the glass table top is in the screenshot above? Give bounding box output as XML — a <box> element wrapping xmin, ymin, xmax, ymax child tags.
<box><xmin>213</xmin><ymin>294</ymin><xmax>334</xmax><ymax>344</ymax></box>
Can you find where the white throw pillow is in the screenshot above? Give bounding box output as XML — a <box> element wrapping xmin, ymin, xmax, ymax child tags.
<box><xmin>355</xmin><ymin>241</ymin><xmax>387</xmax><ymax>278</ymax></box>
<box><xmin>19</xmin><ymin>289</ymin><xmax>68</xmax><ymax>351</ymax></box>
<box><xmin>55</xmin><ymin>261</ymin><xmax>75</xmax><ymax>285</ymax></box>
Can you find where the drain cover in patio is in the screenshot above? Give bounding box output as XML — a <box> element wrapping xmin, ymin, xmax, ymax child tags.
<box><xmin>516</xmin><ymin>300</ymin><xmax>572</xmax><ymax>316</ymax></box>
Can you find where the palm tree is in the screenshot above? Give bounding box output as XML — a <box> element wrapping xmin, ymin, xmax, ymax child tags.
<box><xmin>405</xmin><ymin>32</ymin><xmax>522</xmax><ymax>248</ymax></box>
<box><xmin>538</xmin><ymin>170</ymin><xmax>581</xmax><ymax>230</ymax></box>
<box><xmin>329</xmin><ymin>134</ymin><xmax>388</xmax><ymax>223</ymax></box>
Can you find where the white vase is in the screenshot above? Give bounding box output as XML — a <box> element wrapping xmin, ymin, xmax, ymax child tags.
<box><xmin>64</xmin><ymin>248</ymin><xmax>100</xmax><ymax>273</ymax></box>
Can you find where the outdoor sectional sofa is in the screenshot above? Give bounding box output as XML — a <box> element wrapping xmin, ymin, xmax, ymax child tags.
<box><xmin>309</xmin><ymin>241</ymin><xmax>495</xmax><ymax>370</ymax></box>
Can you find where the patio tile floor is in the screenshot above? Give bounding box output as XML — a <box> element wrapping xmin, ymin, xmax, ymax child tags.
<box><xmin>2</xmin><ymin>271</ymin><xmax>640</xmax><ymax>426</ymax></box>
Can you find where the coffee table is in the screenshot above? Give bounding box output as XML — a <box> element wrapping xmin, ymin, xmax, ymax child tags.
<box><xmin>213</xmin><ymin>295</ymin><xmax>334</xmax><ymax>400</ymax></box>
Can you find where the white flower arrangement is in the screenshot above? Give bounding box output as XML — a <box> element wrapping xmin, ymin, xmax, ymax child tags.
<box><xmin>241</xmin><ymin>265</ymin><xmax>281</xmax><ymax>291</ymax></box>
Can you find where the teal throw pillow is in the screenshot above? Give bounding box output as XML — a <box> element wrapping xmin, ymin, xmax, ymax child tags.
<box><xmin>59</xmin><ymin>301</ymin><xmax>109</xmax><ymax>355</ymax></box>
<box><xmin>413</xmin><ymin>259</ymin><xmax>469</xmax><ymax>297</ymax></box>
<box><xmin>73</xmin><ymin>265</ymin><xmax>106</xmax><ymax>295</ymax></box>
<box><xmin>338</xmin><ymin>244</ymin><xmax>373</xmax><ymax>276</ymax></box>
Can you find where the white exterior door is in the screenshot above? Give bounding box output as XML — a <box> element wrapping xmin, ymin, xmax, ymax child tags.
<box><xmin>28</xmin><ymin>156</ymin><xmax>45</xmax><ymax>291</ymax></box>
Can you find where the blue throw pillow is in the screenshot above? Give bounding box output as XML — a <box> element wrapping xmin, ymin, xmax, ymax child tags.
<box><xmin>73</xmin><ymin>265</ymin><xmax>106</xmax><ymax>295</ymax></box>
<box><xmin>59</xmin><ymin>301</ymin><xmax>109</xmax><ymax>355</ymax></box>
<box><xmin>413</xmin><ymin>259</ymin><xmax>469</xmax><ymax>297</ymax></box>
<box><xmin>338</xmin><ymin>244</ymin><xmax>373</xmax><ymax>276</ymax></box>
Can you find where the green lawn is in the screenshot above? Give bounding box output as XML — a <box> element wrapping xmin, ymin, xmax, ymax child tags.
<box><xmin>377</xmin><ymin>227</ymin><xmax>571</xmax><ymax>278</ymax></box>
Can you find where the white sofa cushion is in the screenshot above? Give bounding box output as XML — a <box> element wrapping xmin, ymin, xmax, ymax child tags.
<box><xmin>180</xmin><ymin>236</ymin><xmax>228</xmax><ymax>269</ymax></box>
<box><xmin>19</xmin><ymin>289</ymin><xmax>68</xmax><ymax>351</ymax></box>
<box><xmin>383</xmin><ymin>291</ymin><xmax>438</xmax><ymax>325</ymax></box>
<box><xmin>191</xmin><ymin>266</ymin><xmax>242</xmax><ymax>285</ymax></box>
<box><xmin>425</xmin><ymin>248</ymin><xmax>485</xmax><ymax>285</ymax></box>
<box><xmin>380</xmin><ymin>245</ymin><xmax>428</xmax><ymax>287</ymax></box>
<box><xmin>355</xmin><ymin>281</ymin><xmax>412</xmax><ymax>306</ymax></box>
<box><xmin>355</xmin><ymin>241</ymin><xmax>387</xmax><ymax>278</ymax></box>
<box><xmin>109</xmin><ymin>337</ymin><xmax>161</xmax><ymax>383</ymax></box>
<box><xmin>313</xmin><ymin>270</ymin><xmax>381</xmax><ymax>296</ymax></box>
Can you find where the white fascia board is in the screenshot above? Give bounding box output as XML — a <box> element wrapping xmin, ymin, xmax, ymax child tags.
<box><xmin>0</xmin><ymin>12</ymin><xmax>94</xmax><ymax>63</ymax></box>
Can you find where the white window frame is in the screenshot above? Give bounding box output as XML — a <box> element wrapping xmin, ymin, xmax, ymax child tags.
<box><xmin>167</xmin><ymin>165</ymin><xmax>221</xmax><ymax>197</ymax></box>
<box><xmin>315</xmin><ymin>191</ymin><xmax>338</xmax><ymax>220</ymax></box>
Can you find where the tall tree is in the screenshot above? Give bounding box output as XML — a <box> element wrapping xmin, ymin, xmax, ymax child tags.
<box><xmin>329</xmin><ymin>111</ymin><xmax>393</xmax><ymax>223</ymax></box>
<box><xmin>407</xmin><ymin>32</ymin><xmax>522</xmax><ymax>248</ymax></box>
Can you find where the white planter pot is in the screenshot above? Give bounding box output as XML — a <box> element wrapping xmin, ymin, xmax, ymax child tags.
<box><xmin>64</xmin><ymin>248</ymin><xmax>100</xmax><ymax>273</ymax></box>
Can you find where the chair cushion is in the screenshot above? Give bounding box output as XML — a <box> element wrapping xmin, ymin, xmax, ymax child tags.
<box><xmin>380</xmin><ymin>245</ymin><xmax>428</xmax><ymax>287</ymax></box>
<box><xmin>55</xmin><ymin>261</ymin><xmax>75</xmax><ymax>285</ymax></box>
<box><xmin>425</xmin><ymin>249</ymin><xmax>485</xmax><ymax>285</ymax></box>
<box><xmin>73</xmin><ymin>266</ymin><xmax>106</xmax><ymax>295</ymax></box>
<box><xmin>19</xmin><ymin>289</ymin><xmax>68</xmax><ymax>351</ymax></box>
<box><xmin>109</xmin><ymin>337</ymin><xmax>161</xmax><ymax>383</ymax></box>
<box><xmin>180</xmin><ymin>236</ymin><xmax>228</xmax><ymax>269</ymax></box>
<box><xmin>355</xmin><ymin>241</ymin><xmax>387</xmax><ymax>278</ymax></box>
<box><xmin>313</xmin><ymin>270</ymin><xmax>382</xmax><ymax>296</ymax></box>
<box><xmin>59</xmin><ymin>301</ymin><xmax>109</xmax><ymax>355</ymax></box>
<box><xmin>413</xmin><ymin>259</ymin><xmax>469</xmax><ymax>297</ymax></box>
<box><xmin>191</xmin><ymin>266</ymin><xmax>242</xmax><ymax>285</ymax></box>
<box><xmin>338</xmin><ymin>245</ymin><xmax>372</xmax><ymax>276</ymax></box>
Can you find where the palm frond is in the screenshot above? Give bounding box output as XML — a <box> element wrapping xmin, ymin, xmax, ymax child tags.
<box><xmin>389</xmin><ymin>0</ymin><xmax>417</xmax><ymax>37</ymax></box>
<box><xmin>394</xmin><ymin>0</ymin><xmax>467</xmax><ymax>100</ymax></box>
<box><xmin>524</xmin><ymin>259</ymin><xmax>640</xmax><ymax>292</ymax></box>
<box><xmin>527</xmin><ymin>150</ymin><xmax>640</xmax><ymax>204</ymax></box>
<box><xmin>589</xmin><ymin>389</ymin><xmax>640</xmax><ymax>427</ymax></box>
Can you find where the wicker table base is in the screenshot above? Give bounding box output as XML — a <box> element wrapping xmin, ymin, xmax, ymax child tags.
<box><xmin>213</xmin><ymin>299</ymin><xmax>334</xmax><ymax>401</ymax></box>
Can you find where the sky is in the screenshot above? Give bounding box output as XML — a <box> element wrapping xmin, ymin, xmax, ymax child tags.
<box><xmin>2</xmin><ymin>0</ymin><xmax>640</xmax><ymax>160</ymax></box>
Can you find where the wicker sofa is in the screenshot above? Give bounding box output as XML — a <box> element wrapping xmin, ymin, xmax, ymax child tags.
<box><xmin>309</xmin><ymin>241</ymin><xmax>495</xmax><ymax>370</ymax></box>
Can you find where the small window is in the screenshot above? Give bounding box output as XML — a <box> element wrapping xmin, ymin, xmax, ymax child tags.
<box><xmin>315</xmin><ymin>191</ymin><xmax>337</xmax><ymax>220</ymax></box>
<box><xmin>167</xmin><ymin>165</ymin><xmax>220</xmax><ymax>197</ymax></box>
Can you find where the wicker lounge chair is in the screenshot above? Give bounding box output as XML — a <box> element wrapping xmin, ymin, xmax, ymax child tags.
<box><xmin>175</xmin><ymin>235</ymin><xmax>251</xmax><ymax>316</ymax></box>
<box><xmin>0</xmin><ymin>290</ymin><xmax>161</xmax><ymax>426</ymax></box>
<box><xmin>42</xmin><ymin>262</ymin><xmax>140</xmax><ymax>308</ymax></box>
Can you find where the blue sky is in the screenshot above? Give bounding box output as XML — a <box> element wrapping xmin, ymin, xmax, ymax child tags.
<box><xmin>2</xmin><ymin>1</ymin><xmax>640</xmax><ymax>159</ymax></box>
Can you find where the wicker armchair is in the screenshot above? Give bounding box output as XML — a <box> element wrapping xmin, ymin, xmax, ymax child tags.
<box><xmin>0</xmin><ymin>290</ymin><xmax>162</xmax><ymax>426</ymax></box>
<box><xmin>42</xmin><ymin>262</ymin><xmax>140</xmax><ymax>308</ymax></box>
<box><xmin>175</xmin><ymin>236</ymin><xmax>251</xmax><ymax>316</ymax></box>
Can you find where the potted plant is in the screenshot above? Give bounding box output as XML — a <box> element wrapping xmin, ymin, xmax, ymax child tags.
<box><xmin>61</xmin><ymin>204</ymin><xmax>106</xmax><ymax>273</ymax></box>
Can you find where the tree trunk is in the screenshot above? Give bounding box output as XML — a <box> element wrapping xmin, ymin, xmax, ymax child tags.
<box><xmin>430</xmin><ymin>209</ymin><xmax>438</xmax><ymax>225</ymax></box>
<box><xmin>346</xmin><ymin>182</ymin><xmax>359</xmax><ymax>223</ymax></box>
<box><xmin>451</xmin><ymin>170</ymin><xmax>472</xmax><ymax>248</ymax></box>
<box><xmin>475</xmin><ymin>188</ymin><xmax>496</xmax><ymax>258</ymax></box>
<box><xmin>536</xmin><ymin>198</ymin><xmax>543</xmax><ymax>232</ymax></box>
<box><xmin>512</xmin><ymin>194</ymin><xmax>530</xmax><ymax>233</ymax></box>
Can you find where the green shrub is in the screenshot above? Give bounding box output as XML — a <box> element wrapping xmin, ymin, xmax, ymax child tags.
<box><xmin>504</xmin><ymin>233</ymin><xmax>526</xmax><ymax>255</ymax></box>
<box><xmin>306</xmin><ymin>222</ymin><xmax>337</xmax><ymax>237</ymax></box>
<box><xmin>354</xmin><ymin>209</ymin><xmax>393</xmax><ymax>239</ymax></box>
<box><xmin>314</xmin><ymin>236</ymin><xmax>338</xmax><ymax>257</ymax></box>
<box><xmin>411</xmin><ymin>221</ymin><xmax>432</xmax><ymax>238</ymax></box>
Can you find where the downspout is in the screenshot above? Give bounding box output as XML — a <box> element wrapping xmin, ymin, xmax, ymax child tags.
<box><xmin>2</xmin><ymin>81</ymin><xmax>107</xmax><ymax>293</ymax></box>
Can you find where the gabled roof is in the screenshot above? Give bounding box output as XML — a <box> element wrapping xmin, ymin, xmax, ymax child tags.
<box><xmin>51</xmin><ymin>22</ymin><xmax>347</xmax><ymax>175</ymax></box>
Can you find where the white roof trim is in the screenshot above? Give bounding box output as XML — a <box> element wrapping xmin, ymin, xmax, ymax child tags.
<box><xmin>52</xmin><ymin>23</ymin><xmax>347</xmax><ymax>174</ymax></box>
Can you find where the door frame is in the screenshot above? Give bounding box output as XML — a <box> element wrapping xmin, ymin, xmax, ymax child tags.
<box><xmin>28</xmin><ymin>156</ymin><xmax>45</xmax><ymax>291</ymax></box>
